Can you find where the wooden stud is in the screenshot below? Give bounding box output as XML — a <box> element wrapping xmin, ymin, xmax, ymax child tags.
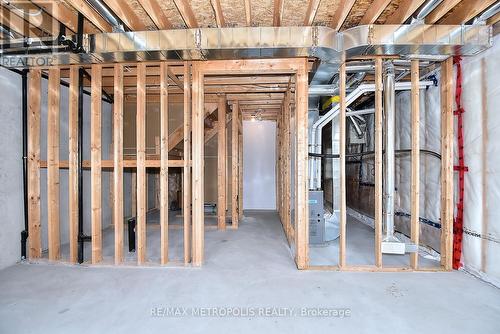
<box><xmin>273</xmin><ymin>0</ymin><xmax>284</xmax><ymax>26</ymax></box>
<box><xmin>91</xmin><ymin>64</ymin><xmax>103</xmax><ymax>264</ymax></box>
<box><xmin>113</xmin><ymin>64</ymin><xmax>124</xmax><ymax>265</ymax></box>
<box><xmin>102</xmin><ymin>0</ymin><xmax>147</xmax><ymax>30</ymax></box>
<box><xmin>359</xmin><ymin>0</ymin><xmax>392</xmax><ymax>24</ymax></box>
<box><xmin>28</xmin><ymin>69</ymin><xmax>42</xmax><ymax>259</ymax></box>
<box><xmin>339</xmin><ymin>59</ymin><xmax>347</xmax><ymax>268</ymax></box>
<box><xmin>330</xmin><ymin>0</ymin><xmax>356</xmax><ymax>30</ymax></box>
<box><xmin>160</xmin><ymin>62</ymin><xmax>169</xmax><ymax>264</ymax></box>
<box><xmin>173</xmin><ymin>0</ymin><xmax>199</xmax><ymax>28</ymax></box>
<box><xmin>385</xmin><ymin>0</ymin><xmax>427</xmax><ymax>24</ymax></box>
<box><xmin>425</xmin><ymin>0</ymin><xmax>461</xmax><ymax>24</ymax></box>
<box><xmin>295</xmin><ymin>59</ymin><xmax>309</xmax><ymax>269</ymax></box>
<box><xmin>303</xmin><ymin>0</ymin><xmax>321</xmax><ymax>26</ymax></box>
<box><xmin>217</xmin><ymin>94</ymin><xmax>227</xmax><ymax>230</ymax></box>
<box><xmin>65</xmin><ymin>0</ymin><xmax>113</xmax><ymax>32</ymax></box>
<box><xmin>183</xmin><ymin>62</ymin><xmax>192</xmax><ymax>265</ymax></box>
<box><xmin>68</xmin><ymin>66</ymin><xmax>79</xmax><ymax>263</ymax></box>
<box><xmin>440</xmin><ymin>0</ymin><xmax>497</xmax><ymax>25</ymax></box>
<box><xmin>136</xmin><ymin>63</ymin><xmax>147</xmax><ymax>265</ymax></box>
<box><xmin>231</xmin><ymin>101</ymin><xmax>239</xmax><ymax>228</ymax></box>
<box><xmin>283</xmin><ymin>90</ymin><xmax>292</xmax><ymax>241</ymax></box>
<box><xmin>31</xmin><ymin>0</ymin><xmax>95</xmax><ymax>34</ymax></box>
<box><xmin>47</xmin><ymin>68</ymin><xmax>60</xmax><ymax>261</ymax></box>
<box><xmin>440</xmin><ymin>57</ymin><xmax>454</xmax><ymax>270</ymax></box>
<box><xmin>374</xmin><ymin>58</ymin><xmax>383</xmax><ymax>267</ymax></box>
<box><xmin>244</xmin><ymin>0</ymin><xmax>252</xmax><ymax>26</ymax></box>
<box><xmin>410</xmin><ymin>60</ymin><xmax>420</xmax><ymax>269</ymax></box>
<box><xmin>191</xmin><ymin>62</ymin><xmax>204</xmax><ymax>266</ymax></box>
<box><xmin>210</xmin><ymin>0</ymin><xmax>226</xmax><ymax>27</ymax></box>
<box><xmin>137</xmin><ymin>0</ymin><xmax>173</xmax><ymax>29</ymax></box>
<box><xmin>0</xmin><ymin>7</ymin><xmax>44</xmax><ymax>37</ymax></box>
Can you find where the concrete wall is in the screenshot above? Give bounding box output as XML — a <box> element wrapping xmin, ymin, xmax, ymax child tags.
<box><xmin>0</xmin><ymin>67</ymin><xmax>113</xmax><ymax>269</ymax></box>
<box><xmin>0</xmin><ymin>68</ymin><xmax>24</xmax><ymax>270</ymax></box>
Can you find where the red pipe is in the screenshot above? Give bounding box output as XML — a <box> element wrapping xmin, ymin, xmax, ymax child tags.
<box><xmin>452</xmin><ymin>56</ymin><xmax>468</xmax><ymax>270</ymax></box>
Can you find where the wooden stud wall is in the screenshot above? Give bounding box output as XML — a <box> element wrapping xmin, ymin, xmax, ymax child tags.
<box><xmin>68</xmin><ymin>66</ymin><xmax>79</xmax><ymax>263</ymax></box>
<box><xmin>136</xmin><ymin>63</ymin><xmax>147</xmax><ymax>265</ymax></box>
<box><xmin>23</xmin><ymin>57</ymin><xmax>454</xmax><ymax>272</ymax></box>
<box><xmin>160</xmin><ymin>62</ymin><xmax>169</xmax><ymax>264</ymax></box>
<box><xmin>113</xmin><ymin>64</ymin><xmax>124</xmax><ymax>265</ymax></box>
<box><xmin>28</xmin><ymin>69</ymin><xmax>42</xmax><ymax>259</ymax></box>
<box><xmin>91</xmin><ymin>64</ymin><xmax>103</xmax><ymax>264</ymax></box>
<box><xmin>440</xmin><ymin>57</ymin><xmax>454</xmax><ymax>270</ymax></box>
<box><xmin>191</xmin><ymin>62</ymin><xmax>204</xmax><ymax>266</ymax></box>
<box><xmin>183</xmin><ymin>62</ymin><xmax>192</xmax><ymax>265</ymax></box>
<box><xmin>231</xmin><ymin>101</ymin><xmax>240</xmax><ymax>228</ymax></box>
<box><xmin>217</xmin><ymin>94</ymin><xmax>227</xmax><ymax>230</ymax></box>
<box><xmin>47</xmin><ymin>68</ymin><xmax>61</xmax><ymax>261</ymax></box>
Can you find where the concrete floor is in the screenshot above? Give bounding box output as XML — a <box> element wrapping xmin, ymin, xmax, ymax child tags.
<box><xmin>1</xmin><ymin>211</ymin><xmax>499</xmax><ymax>333</ymax></box>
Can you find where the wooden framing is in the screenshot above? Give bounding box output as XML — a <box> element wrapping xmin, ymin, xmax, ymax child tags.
<box><xmin>47</xmin><ymin>68</ymin><xmax>60</xmax><ymax>261</ymax></box>
<box><xmin>160</xmin><ymin>62</ymin><xmax>169</xmax><ymax>264</ymax></box>
<box><xmin>294</xmin><ymin>59</ymin><xmax>309</xmax><ymax>269</ymax></box>
<box><xmin>136</xmin><ymin>63</ymin><xmax>147</xmax><ymax>265</ymax></box>
<box><xmin>217</xmin><ymin>94</ymin><xmax>227</xmax><ymax>230</ymax></box>
<box><xmin>244</xmin><ymin>0</ymin><xmax>252</xmax><ymax>26</ymax></box>
<box><xmin>21</xmin><ymin>54</ymin><xmax>457</xmax><ymax>272</ymax></box>
<box><xmin>173</xmin><ymin>0</ymin><xmax>199</xmax><ymax>28</ymax></box>
<box><xmin>440</xmin><ymin>57</ymin><xmax>454</xmax><ymax>270</ymax></box>
<box><xmin>410</xmin><ymin>60</ymin><xmax>420</xmax><ymax>269</ymax></box>
<box><xmin>191</xmin><ymin>62</ymin><xmax>204</xmax><ymax>266</ymax></box>
<box><xmin>231</xmin><ymin>101</ymin><xmax>239</xmax><ymax>228</ymax></box>
<box><xmin>103</xmin><ymin>0</ymin><xmax>147</xmax><ymax>31</ymax></box>
<box><xmin>374</xmin><ymin>58</ymin><xmax>383</xmax><ymax>267</ymax></box>
<box><xmin>190</xmin><ymin>58</ymin><xmax>308</xmax><ymax>267</ymax></box>
<box><xmin>210</xmin><ymin>0</ymin><xmax>226</xmax><ymax>27</ymax></box>
<box><xmin>65</xmin><ymin>0</ymin><xmax>113</xmax><ymax>32</ymax></box>
<box><xmin>91</xmin><ymin>64</ymin><xmax>103</xmax><ymax>264</ymax></box>
<box><xmin>303</xmin><ymin>0</ymin><xmax>321</xmax><ymax>26</ymax></box>
<box><xmin>113</xmin><ymin>64</ymin><xmax>124</xmax><ymax>265</ymax></box>
<box><xmin>385</xmin><ymin>0</ymin><xmax>427</xmax><ymax>24</ymax></box>
<box><xmin>273</xmin><ymin>0</ymin><xmax>284</xmax><ymax>26</ymax></box>
<box><xmin>359</xmin><ymin>0</ymin><xmax>392</xmax><ymax>24</ymax></box>
<box><xmin>137</xmin><ymin>0</ymin><xmax>173</xmax><ymax>29</ymax></box>
<box><xmin>183</xmin><ymin>62</ymin><xmax>192</xmax><ymax>265</ymax></box>
<box><xmin>68</xmin><ymin>66</ymin><xmax>79</xmax><ymax>263</ymax></box>
<box><xmin>28</xmin><ymin>69</ymin><xmax>42</xmax><ymax>259</ymax></box>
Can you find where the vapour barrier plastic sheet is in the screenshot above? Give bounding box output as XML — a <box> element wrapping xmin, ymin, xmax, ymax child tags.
<box><xmin>459</xmin><ymin>34</ymin><xmax>500</xmax><ymax>287</ymax></box>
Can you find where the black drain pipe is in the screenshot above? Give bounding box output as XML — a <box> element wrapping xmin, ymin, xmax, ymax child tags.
<box><xmin>77</xmin><ymin>67</ymin><xmax>84</xmax><ymax>263</ymax></box>
<box><xmin>20</xmin><ymin>69</ymin><xmax>29</xmax><ymax>260</ymax></box>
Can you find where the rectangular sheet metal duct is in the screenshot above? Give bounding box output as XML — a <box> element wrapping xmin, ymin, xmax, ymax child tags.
<box><xmin>0</xmin><ymin>25</ymin><xmax>492</xmax><ymax>68</ymax></box>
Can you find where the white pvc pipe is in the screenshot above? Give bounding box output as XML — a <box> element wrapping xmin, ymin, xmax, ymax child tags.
<box><xmin>309</xmin><ymin>80</ymin><xmax>433</xmax><ymax>190</ymax></box>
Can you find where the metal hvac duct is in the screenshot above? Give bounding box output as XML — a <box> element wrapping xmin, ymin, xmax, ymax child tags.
<box><xmin>308</xmin><ymin>80</ymin><xmax>433</xmax><ymax>191</ymax></box>
<box><xmin>0</xmin><ymin>24</ymin><xmax>492</xmax><ymax>67</ymax></box>
<box><xmin>382</xmin><ymin>61</ymin><xmax>398</xmax><ymax>244</ymax></box>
